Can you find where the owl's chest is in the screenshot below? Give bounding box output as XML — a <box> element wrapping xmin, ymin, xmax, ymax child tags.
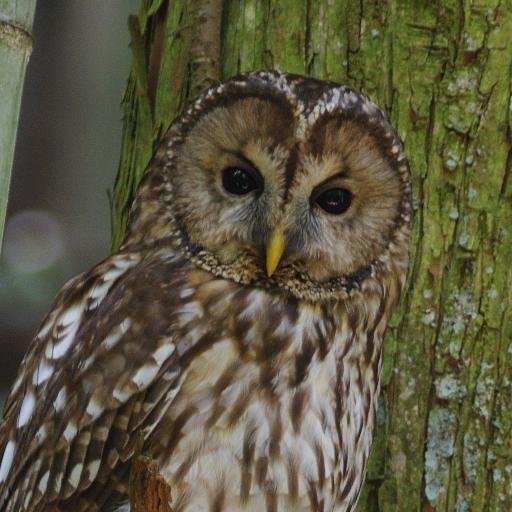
<box><xmin>152</xmin><ymin>291</ymin><xmax>381</xmax><ymax>511</ymax></box>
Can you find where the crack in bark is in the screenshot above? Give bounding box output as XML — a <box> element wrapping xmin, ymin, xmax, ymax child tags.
<box><xmin>188</xmin><ymin>0</ymin><xmax>223</xmax><ymax>97</ymax></box>
<box><xmin>304</xmin><ymin>0</ymin><xmax>312</xmax><ymax>74</ymax></box>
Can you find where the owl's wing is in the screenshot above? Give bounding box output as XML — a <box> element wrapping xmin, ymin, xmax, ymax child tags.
<box><xmin>0</xmin><ymin>250</ymin><xmax>188</xmax><ymax>511</ymax></box>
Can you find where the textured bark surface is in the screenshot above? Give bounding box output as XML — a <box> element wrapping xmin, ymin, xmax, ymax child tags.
<box><xmin>116</xmin><ymin>1</ymin><xmax>512</xmax><ymax>510</ymax></box>
<box><xmin>0</xmin><ymin>0</ymin><xmax>36</xmax><ymax>246</ymax></box>
<box><xmin>130</xmin><ymin>457</ymin><xmax>173</xmax><ymax>512</ymax></box>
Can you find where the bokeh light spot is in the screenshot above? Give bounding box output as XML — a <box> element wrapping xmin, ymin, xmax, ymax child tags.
<box><xmin>4</xmin><ymin>210</ymin><xmax>66</xmax><ymax>273</ymax></box>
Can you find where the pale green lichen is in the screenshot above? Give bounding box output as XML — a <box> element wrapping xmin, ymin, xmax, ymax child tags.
<box><xmin>423</xmin><ymin>309</ymin><xmax>436</xmax><ymax>327</ymax></box>
<box><xmin>474</xmin><ymin>362</ymin><xmax>495</xmax><ymax>419</ymax></box>
<box><xmin>487</xmin><ymin>288</ymin><xmax>498</xmax><ymax>300</ymax></box>
<box><xmin>446</xmin><ymin>104</ymin><xmax>474</xmax><ymax>132</ymax></box>
<box><xmin>424</xmin><ymin>408</ymin><xmax>456</xmax><ymax>504</ymax></box>
<box><xmin>435</xmin><ymin>374</ymin><xmax>467</xmax><ymax>400</ymax></box>
<box><xmin>459</xmin><ymin>232</ymin><xmax>470</xmax><ymax>247</ymax></box>
<box><xmin>493</xmin><ymin>469</ymin><xmax>503</xmax><ymax>482</ymax></box>
<box><xmin>443</xmin><ymin>289</ymin><xmax>478</xmax><ymax>334</ymax></box>
<box><xmin>493</xmin><ymin>419</ymin><xmax>503</xmax><ymax>430</ymax></box>
<box><xmin>463</xmin><ymin>32</ymin><xmax>478</xmax><ymax>51</ymax></box>
<box><xmin>456</xmin><ymin>495</ymin><xmax>470</xmax><ymax>512</ymax></box>
<box><xmin>463</xmin><ymin>433</ymin><xmax>479</xmax><ymax>484</ymax></box>
<box><xmin>449</xmin><ymin>207</ymin><xmax>459</xmax><ymax>220</ymax></box>
<box><xmin>465</xmin><ymin>154</ymin><xmax>474</xmax><ymax>165</ymax></box>
<box><xmin>449</xmin><ymin>340</ymin><xmax>462</xmax><ymax>357</ymax></box>
<box><xmin>445</xmin><ymin>157</ymin><xmax>459</xmax><ymax>170</ymax></box>
<box><xmin>447</xmin><ymin>71</ymin><xmax>478</xmax><ymax>95</ymax></box>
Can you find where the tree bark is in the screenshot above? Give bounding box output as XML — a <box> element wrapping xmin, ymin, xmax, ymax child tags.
<box><xmin>130</xmin><ymin>457</ymin><xmax>173</xmax><ymax>512</ymax></box>
<box><xmin>0</xmin><ymin>0</ymin><xmax>36</xmax><ymax>247</ymax></box>
<box><xmin>118</xmin><ymin>1</ymin><xmax>512</xmax><ymax>511</ymax></box>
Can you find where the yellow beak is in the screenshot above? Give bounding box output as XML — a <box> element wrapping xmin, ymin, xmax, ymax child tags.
<box><xmin>266</xmin><ymin>228</ymin><xmax>286</xmax><ymax>276</ymax></box>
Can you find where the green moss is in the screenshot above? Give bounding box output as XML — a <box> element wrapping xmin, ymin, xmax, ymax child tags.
<box><xmin>113</xmin><ymin>2</ymin><xmax>512</xmax><ymax>510</ymax></box>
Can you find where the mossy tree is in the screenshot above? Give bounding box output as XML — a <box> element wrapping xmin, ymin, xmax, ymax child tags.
<box><xmin>116</xmin><ymin>2</ymin><xmax>512</xmax><ymax>511</ymax></box>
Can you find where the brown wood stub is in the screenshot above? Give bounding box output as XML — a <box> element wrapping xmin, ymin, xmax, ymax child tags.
<box><xmin>129</xmin><ymin>457</ymin><xmax>173</xmax><ymax>512</ymax></box>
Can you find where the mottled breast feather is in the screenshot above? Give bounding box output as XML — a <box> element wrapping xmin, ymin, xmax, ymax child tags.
<box><xmin>0</xmin><ymin>245</ymin><xmax>404</xmax><ymax>512</ymax></box>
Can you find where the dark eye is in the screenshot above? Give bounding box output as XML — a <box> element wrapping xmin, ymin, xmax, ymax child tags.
<box><xmin>314</xmin><ymin>188</ymin><xmax>353</xmax><ymax>215</ymax></box>
<box><xmin>222</xmin><ymin>167</ymin><xmax>261</xmax><ymax>196</ymax></box>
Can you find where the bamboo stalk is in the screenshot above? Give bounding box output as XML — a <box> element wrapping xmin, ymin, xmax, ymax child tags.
<box><xmin>0</xmin><ymin>0</ymin><xmax>37</xmax><ymax>249</ymax></box>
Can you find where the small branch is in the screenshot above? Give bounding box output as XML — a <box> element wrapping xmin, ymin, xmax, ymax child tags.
<box><xmin>129</xmin><ymin>457</ymin><xmax>173</xmax><ymax>512</ymax></box>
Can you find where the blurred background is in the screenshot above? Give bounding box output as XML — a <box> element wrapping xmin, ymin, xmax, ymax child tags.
<box><xmin>0</xmin><ymin>1</ymin><xmax>137</xmax><ymax>406</ymax></box>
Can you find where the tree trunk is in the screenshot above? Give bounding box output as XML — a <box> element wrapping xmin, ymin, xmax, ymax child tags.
<box><xmin>116</xmin><ymin>2</ymin><xmax>512</xmax><ymax>511</ymax></box>
<box><xmin>0</xmin><ymin>0</ymin><xmax>36</xmax><ymax>247</ymax></box>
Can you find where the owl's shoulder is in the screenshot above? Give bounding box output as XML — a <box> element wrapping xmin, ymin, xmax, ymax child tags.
<box><xmin>0</xmin><ymin>247</ymin><xmax>200</xmax><ymax>507</ymax></box>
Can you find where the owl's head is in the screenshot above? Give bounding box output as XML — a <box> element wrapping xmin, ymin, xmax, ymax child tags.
<box><xmin>128</xmin><ymin>72</ymin><xmax>412</xmax><ymax>300</ymax></box>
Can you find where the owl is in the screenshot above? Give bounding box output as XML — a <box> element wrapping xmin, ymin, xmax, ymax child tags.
<box><xmin>0</xmin><ymin>71</ymin><xmax>411</xmax><ymax>512</ymax></box>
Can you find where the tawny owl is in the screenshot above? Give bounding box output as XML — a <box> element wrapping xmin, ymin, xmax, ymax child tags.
<box><xmin>0</xmin><ymin>71</ymin><xmax>411</xmax><ymax>512</ymax></box>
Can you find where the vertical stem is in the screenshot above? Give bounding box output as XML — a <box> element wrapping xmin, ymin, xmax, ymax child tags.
<box><xmin>0</xmin><ymin>0</ymin><xmax>37</xmax><ymax>248</ymax></box>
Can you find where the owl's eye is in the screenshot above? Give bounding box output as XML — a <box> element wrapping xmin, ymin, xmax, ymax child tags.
<box><xmin>314</xmin><ymin>188</ymin><xmax>353</xmax><ymax>215</ymax></box>
<box><xmin>222</xmin><ymin>166</ymin><xmax>262</xmax><ymax>196</ymax></box>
